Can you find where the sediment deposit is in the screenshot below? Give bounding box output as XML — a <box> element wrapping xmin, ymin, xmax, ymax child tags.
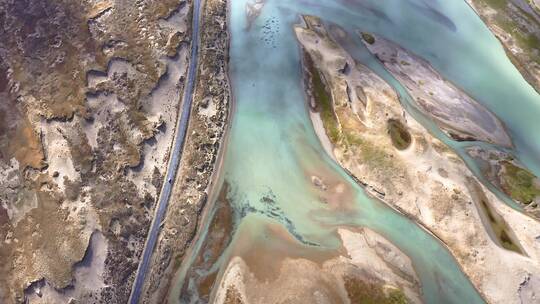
<box><xmin>467</xmin><ymin>0</ymin><xmax>540</xmax><ymax>94</ymax></box>
<box><xmin>214</xmin><ymin>226</ymin><xmax>421</xmax><ymax>304</ymax></box>
<box><xmin>361</xmin><ymin>33</ymin><xmax>512</xmax><ymax>147</ymax></box>
<box><xmin>295</xmin><ymin>16</ymin><xmax>540</xmax><ymax>304</ymax></box>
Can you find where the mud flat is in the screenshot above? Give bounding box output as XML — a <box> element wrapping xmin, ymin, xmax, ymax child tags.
<box><xmin>295</xmin><ymin>17</ymin><xmax>540</xmax><ymax>304</ymax></box>
<box><xmin>176</xmin><ymin>183</ymin><xmax>235</xmax><ymax>303</ymax></box>
<box><xmin>360</xmin><ymin>33</ymin><xmax>512</xmax><ymax>147</ymax></box>
<box><xmin>0</xmin><ymin>0</ymin><xmax>191</xmax><ymax>302</ymax></box>
<box><xmin>135</xmin><ymin>0</ymin><xmax>231</xmax><ymax>302</ymax></box>
<box><xmin>213</xmin><ymin>220</ymin><xmax>421</xmax><ymax>304</ymax></box>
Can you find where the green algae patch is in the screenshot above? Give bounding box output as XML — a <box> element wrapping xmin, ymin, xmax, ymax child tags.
<box><xmin>387</xmin><ymin>290</ymin><xmax>410</xmax><ymax>304</ymax></box>
<box><xmin>344</xmin><ymin>276</ymin><xmax>410</xmax><ymax>304</ymax></box>
<box><xmin>361</xmin><ymin>32</ymin><xmax>376</xmax><ymax>45</ymax></box>
<box><xmin>498</xmin><ymin>227</ymin><xmax>522</xmax><ymax>253</ymax></box>
<box><xmin>387</xmin><ymin>119</ymin><xmax>412</xmax><ymax>150</ymax></box>
<box><xmin>304</xmin><ymin>51</ymin><xmax>341</xmax><ymax>143</ymax></box>
<box><xmin>500</xmin><ymin>161</ymin><xmax>540</xmax><ymax>204</ymax></box>
<box><xmin>344</xmin><ymin>131</ymin><xmax>364</xmax><ymax>147</ymax></box>
<box><xmin>479</xmin><ymin>0</ymin><xmax>507</xmax><ymax>10</ymax></box>
<box><xmin>478</xmin><ymin>195</ymin><xmax>523</xmax><ymax>253</ymax></box>
<box><xmin>340</xmin><ymin>115</ymin><xmax>396</xmax><ymax>171</ymax></box>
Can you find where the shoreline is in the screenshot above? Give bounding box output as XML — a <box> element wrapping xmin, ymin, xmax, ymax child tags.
<box><xmin>127</xmin><ymin>0</ymin><xmax>204</xmax><ymax>302</ymax></box>
<box><xmin>306</xmin><ymin>103</ymin><xmax>491</xmax><ymax>302</ymax></box>
<box><xmin>295</xmin><ymin>17</ymin><xmax>540</xmax><ymax>303</ymax></box>
<box><xmin>134</xmin><ymin>0</ymin><xmax>233</xmax><ymax>302</ymax></box>
<box><xmin>165</xmin><ymin>0</ymin><xmax>236</xmax><ymax>296</ymax></box>
<box><xmin>464</xmin><ymin>0</ymin><xmax>540</xmax><ymax>95</ymax></box>
<box><xmin>296</xmin><ymin>39</ymin><xmax>338</xmax><ymax>163</ymax></box>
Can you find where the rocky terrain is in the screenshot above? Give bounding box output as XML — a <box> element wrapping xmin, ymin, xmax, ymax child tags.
<box><xmin>136</xmin><ymin>0</ymin><xmax>231</xmax><ymax>302</ymax></box>
<box><xmin>295</xmin><ymin>16</ymin><xmax>540</xmax><ymax>303</ymax></box>
<box><xmin>0</xmin><ymin>0</ymin><xmax>192</xmax><ymax>302</ymax></box>
<box><xmin>467</xmin><ymin>0</ymin><xmax>540</xmax><ymax>93</ymax></box>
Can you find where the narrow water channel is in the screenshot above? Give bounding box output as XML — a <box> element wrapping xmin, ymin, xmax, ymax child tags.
<box><xmin>170</xmin><ymin>0</ymin><xmax>540</xmax><ymax>303</ymax></box>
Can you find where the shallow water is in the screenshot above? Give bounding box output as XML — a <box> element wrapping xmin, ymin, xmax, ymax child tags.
<box><xmin>171</xmin><ymin>0</ymin><xmax>540</xmax><ymax>303</ymax></box>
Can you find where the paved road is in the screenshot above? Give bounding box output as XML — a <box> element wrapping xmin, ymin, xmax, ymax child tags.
<box><xmin>128</xmin><ymin>0</ymin><xmax>202</xmax><ymax>302</ymax></box>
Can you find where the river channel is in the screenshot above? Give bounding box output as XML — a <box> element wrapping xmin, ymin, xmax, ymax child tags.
<box><xmin>170</xmin><ymin>0</ymin><xmax>540</xmax><ymax>303</ymax></box>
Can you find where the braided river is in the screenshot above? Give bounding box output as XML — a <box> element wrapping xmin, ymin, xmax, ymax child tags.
<box><xmin>171</xmin><ymin>0</ymin><xmax>540</xmax><ymax>303</ymax></box>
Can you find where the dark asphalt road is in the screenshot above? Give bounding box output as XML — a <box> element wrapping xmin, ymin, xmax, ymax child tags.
<box><xmin>128</xmin><ymin>0</ymin><xmax>202</xmax><ymax>302</ymax></box>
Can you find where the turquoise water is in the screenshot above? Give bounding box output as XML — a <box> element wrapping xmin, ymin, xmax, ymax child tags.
<box><xmin>173</xmin><ymin>0</ymin><xmax>540</xmax><ymax>303</ymax></box>
<box><xmin>286</xmin><ymin>0</ymin><xmax>540</xmax><ymax>176</ymax></box>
